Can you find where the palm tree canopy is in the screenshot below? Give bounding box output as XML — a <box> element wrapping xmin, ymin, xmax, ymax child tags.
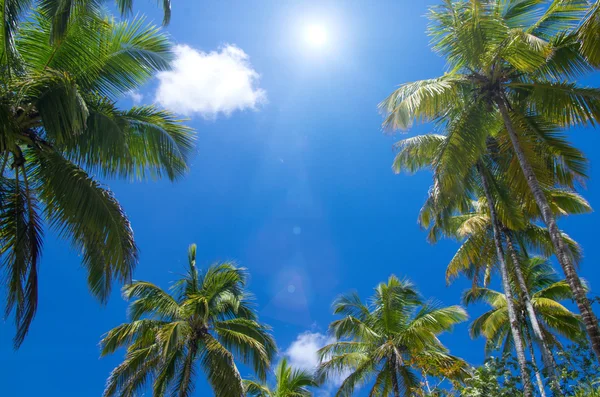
<box><xmin>317</xmin><ymin>275</ymin><xmax>469</xmax><ymax>397</ymax></box>
<box><xmin>244</xmin><ymin>357</ymin><xmax>319</xmax><ymax>397</ymax></box>
<box><xmin>380</xmin><ymin>0</ymin><xmax>599</xmax><ymax>195</ymax></box>
<box><xmin>577</xmin><ymin>0</ymin><xmax>600</xmax><ymax>67</ymax></box>
<box><xmin>465</xmin><ymin>257</ymin><xmax>584</xmax><ymax>354</ymax></box>
<box><xmin>100</xmin><ymin>244</ymin><xmax>277</xmax><ymax>397</ymax></box>
<box><xmin>0</xmin><ymin>0</ymin><xmax>172</xmax><ymax>58</ymax></box>
<box><xmin>0</xmin><ymin>6</ymin><xmax>194</xmax><ymax>348</ymax></box>
<box><xmin>389</xmin><ymin>131</ymin><xmax>589</xmax><ymax>287</ymax></box>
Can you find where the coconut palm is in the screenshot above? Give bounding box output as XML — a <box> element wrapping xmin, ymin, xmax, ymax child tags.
<box><xmin>0</xmin><ymin>0</ymin><xmax>172</xmax><ymax>59</ymax></box>
<box><xmin>380</xmin><ymin>0</ymin><xmax>600</xmax><ymax>360</ymax></box>
<box><xmin>100</xmin><ymin>244</ymin><xmax>276</xmax><ymax>397</ymax></box>
<box><xmin>577</xmin><ymin>0</ymin><xmax>600</xmax><ymax>67</ymax></box>
<box><xmin>465</xmin><ymin>257</ymin><xmax>584</xmax><ymax>396</ymax></box>
<box><xmin>465</xmin><ymin>256</ymin><xmax>584</xmax><ymax>348</ymax></box>
<box><xmin>391</xmin><ymin>125</ymin><xmax>588</xmax><ymax>395</ymax></box>
<box><xmin>317</xmin><ymin>276</ymin><xmax>468</xmax><ymax>397</ymax></box>
<box><xmin>0</xmin><ymin>6</ymin><xmax>194</xmax><ymax>348</ymax></box>
<box><xmin>244</xmin><ymin>358</ymin><xmax>319</xmax><ymax>397</ymax></box>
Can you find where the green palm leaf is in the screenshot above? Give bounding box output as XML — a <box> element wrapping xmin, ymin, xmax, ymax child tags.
<box><xmin>101</xmin><ymin>247</ymin><xmax>275</xmax><ymax>396</ymax></box>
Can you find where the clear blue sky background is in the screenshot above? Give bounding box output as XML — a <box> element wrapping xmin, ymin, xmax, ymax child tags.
<box><xmin>2</xmin><ymin>0</ymin><xmax>600</xmax><ymax>395</ymax></box>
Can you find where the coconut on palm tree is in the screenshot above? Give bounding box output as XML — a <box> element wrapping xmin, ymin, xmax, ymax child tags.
<box><xmin>0</xmin><ymin>6</ymin><xmax>194</xmax><ymax>348</ymax></box>
<box><xmin>100</xmin><ymin>244</ymin><xmax>276</xmax><ymax>397</ymax></box>
<box><xmin>380</xmin><ymin>0</ymin><xmax>600</xmax><ymax>361</ymax></box>
<box><xmin>244</xmin><ymin>357</ymin><xmax>319</xmax><ymax>397</ymax></box>
<box><xmin>317</xmin><ymin>275</ymin><xmax>468</xmax><ymax>397</ymax></box>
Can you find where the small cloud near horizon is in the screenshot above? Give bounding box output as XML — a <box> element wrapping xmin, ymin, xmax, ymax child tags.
<box><xmin>283</xmin><ymin>331</ymin><xmax>350</xmax><ymax>395</ymax></box>
<box><xmin>154</xmin><ymin>44</ymin><xmax>267</xmax><ymax>119</ymax></box>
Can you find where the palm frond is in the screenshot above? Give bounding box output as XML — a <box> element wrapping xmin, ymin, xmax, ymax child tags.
<box><xmin>392</xmin><ymin>134</ymin><xmax>446</xmax><ymax>174</ymax></box>
<box><xmin>0</xmin><ymin>169</ymin><xmax>43</xmax><ymax>348</ymax></box>
<box><xmin>380</xmin><ymin>76</ymin><xmax>467</xmax><ymax>131</ymax></box>
<box><xmin>243</xmin><ymin>379</ymin><xmax>272</xmax><ymax>397</ymax></box>
<box><xmin>123</xmin><ymin>281</ymin><xmax>180</xmax><ymax>321</ymax></box>
<box><xmin>214</xmin><ymin>318</ymin><xmax>276</xmax><ymax>381</ymax></box>
<box><xmin>32</xmin><ymin>148</ymin><xmax>137</xmax><ymax>302</ymax></box>
<box><xmin>199</xmin><ymin>334</ymin><xmax>244</xmax><ymax>397</ymax></box>
<box><xmin>577</xmin><ymin>0</ymin><xmax>600</xmax><ymax>67</ymax></box>
<box><xmin>100</xmin><ymin>319</ymin><xmax>164</xmax><ymax>356</ymax></box>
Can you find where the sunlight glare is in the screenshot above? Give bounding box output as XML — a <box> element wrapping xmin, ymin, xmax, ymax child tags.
<box><xmin>304</xmin><ymin>24</ymin><xmax>328</xmax><ymax>49</ymax></box>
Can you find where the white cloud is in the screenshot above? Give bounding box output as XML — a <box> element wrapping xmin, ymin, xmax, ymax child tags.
<box><xmin>126</xmin><ymin>90</ymin><xmax>143</xmax><ymax>105</ymax></box>
<box><xmin>155</xmin><ymin>44</ymin><xmax>267</xmax><ymax>118</ymax></box>
<box><xmin>285</xmin><ymin>332</ymin><xmax>333</xmax><ymax>371</ymax></box>
<box><xmin>284</xmin><ymin>332</ymin><xmax>350</xmax><ymax>390</ymax></box>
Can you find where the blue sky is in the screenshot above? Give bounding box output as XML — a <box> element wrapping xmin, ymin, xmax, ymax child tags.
<box><xmin>2</xmin><ymin>0</ymin><xmax>600</xmax><ymax>395</ymax></box>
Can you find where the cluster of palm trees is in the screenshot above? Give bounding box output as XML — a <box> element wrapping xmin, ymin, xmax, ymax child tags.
<box><xmin>380</xmin><ymin>0</ymin><xmax>600</xmax><ymax>396</ymax></box>
<box><xmin>2</xmin><ymin>0</ymin><xmax>600</xmax><ymax>396</ymax></box>
<box><xmin>101</xmin><ymin>244</ymin><xmax>473</xmax><ymax>397</ymax></box>
<box><xmin>100</xmin><ymin>245</ymin><xmax>589</xmax><ymax>397</ymax></box>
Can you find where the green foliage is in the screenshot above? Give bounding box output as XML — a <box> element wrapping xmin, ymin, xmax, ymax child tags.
<box><xmin>0</xmin><ymin>5</ymin><xmax>194</xmax><ymax>348</ymax></box>
<box><xmin>577</xmin><ymin>0</ymin><xmax>600</xmax><ymax>67</ymax></box>
<box><xmin>318</xmin><ymin>275</ymin><xmax>469</xmax><ymax>397</ymax></box>
<box><xmin>555</xmin><ymin>342</ymin><xmax>600</xmax><ymax>395</ymax></box>
<box><xmin>244</xmin><ymin>357</ymin><xmax>319</xmax><ymax>397</ymax></box>
<box><xmin>465</xmin><ymin>257</ymin><xmax>584</xmax><ymax>354</ymax></box>
<box><xmin>458</xmin><ymin>355</ymin><xmax>523</xmax><ymax>397</ymax></box>
<box><xmin>380</xmin><ymin>1</ymin><xmax>600</xmax><ymax>393</ymax></box>
<box><xmin>424</xmin><ymin>345</ymin><xmax>600</xmax><ymax>397</ymax></box>
<box><xmin>101</xmin><ymin>244</ymin><xmax>276</xmax><ymax>397</ymax></box>
<box><xmin>0</xmin><ymin>0</ymin><xmax>172</xmax><ymax>49</ymax></box>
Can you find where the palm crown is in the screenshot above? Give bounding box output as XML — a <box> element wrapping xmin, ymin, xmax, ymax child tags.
<box><xmin>244</xmin><ymin>357</ymin><xmax>319</xmax><ymax>397</ymax></box>
<box><xmin>0</xmin><ymin>6</ymin><xmax>194</xmax><ymax>348</ymax></box>
<box><xmin>465</xmin><ymin>256</ymin><xmax>584</xmax><ymax>354</ymax></box>
<box><xmin>379</xmin><ymin>0</ymin><xmax>600</xmax><ymax>364</ymax></box>
<box><xmin>100</xmin><ymin>244</ymin><xmax>277</xmax><ymax>397</ymax></box>
<box><xmin>317</xmin><ymin>275</ymin><xmax>468</xmax><ymax>397</ymax></box>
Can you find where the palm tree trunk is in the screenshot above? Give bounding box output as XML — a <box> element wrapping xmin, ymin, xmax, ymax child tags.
<box><xmin>523</xmin><ymin>322</ymin><xmax>547</xmax><ymax>397</ymax></box>
<box><xmin>422</xmin><ymin>370</ymin><xmax>432</xmax><ymax>395</ymax></box>
<box><xmin>496</xmin><ymin>97</ymin><xmax>600</xmax><ymax>362</ymax></box>
<box><xmin>478</xmin><ymin>163</ymin><xmax>533</xmax><ymax>397</ymax></box>
<box><xmin>179</xmin><ymin>340</ymin><xmax>198</xmax><ymax>397</ymax></box>
<box><xmin>503</xmin><ymin>229</ymin><xmax>562</xmax><ymax>395</ymax></box>
<box><xmin>390</xmin><ymin>361</ymin><xmax>401</xmax><ymax>397</ymax></box>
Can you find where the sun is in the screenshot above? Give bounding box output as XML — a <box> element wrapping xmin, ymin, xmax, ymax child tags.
<box><xmin>304</xmin><ymin>24</ymin><xmax>328</xmax><ymax>48</ymax></box>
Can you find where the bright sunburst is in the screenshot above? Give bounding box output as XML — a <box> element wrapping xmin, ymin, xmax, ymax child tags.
<box><xmin>304</xmin><ymin>24</ymin><xmax>328</xmax><ymax>48</ymax></box>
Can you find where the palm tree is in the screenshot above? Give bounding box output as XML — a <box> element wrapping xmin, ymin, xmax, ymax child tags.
<box><xmin>317</xmin><ymin>275</ymin><xmax>468</xmax><ymax>397</ymax></box>
<box><xmin>0</xmin><ymin>0</ymin><xmax>172</xmax><ymax>57</ymax></box>
<box><xmin>100</xmin><ymin>244</ymin><xmax>277</xmax><ymax>397</ymax></box>
<box><xmin>244</xmin><ymin>358</ymin><xmax>319</xmax><ymax>397</ymax></box>
<box><xmin>380</xmin><ymin>0</ymin><xmax>600</xmax><ymax>361</ymax></box>
<box><xmin>465</xmin><ymin>257</ymin><xmax>584</xmax><ymax>396</ymax></box>
<box><xmin>577</xmin><ymin>0</ymin><xmax>600</xmax><ymax>67</ymax></box>
<box><xmin>0</xmin><ymin>7</ymin><xmax>194</xmax><ymax>348</ymax></box>
<box><xmin>391</xmin><ymin>126</ymin><xmax>588</xmax><ymax>395</ymax></box>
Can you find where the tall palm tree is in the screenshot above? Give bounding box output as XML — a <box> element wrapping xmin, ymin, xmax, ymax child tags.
<box><xmin>0</xmin><ymin>7</ymin><xmax>194</xmax><ymax>348</ymax></box>
<box><xmin>317</xmin><ymin>276</ymin><xmax>468</xmax><ymax>397</ymax></box>
<box><xmin>391</xmin><ymin>126</ymin><xmax>588</xmax><ymax>395</ymax></box>
<box><xmin>465</xmin><ymin>257</ymin><xmax>584</xmax><ymax>396</ymax></box>
<box><xmin>380</xmin><ymin>0</ymin><xmax>600</xmax><ymax>360</ymax></box>
<box><xmin>244</xmin><ymin>358</ymin><xmax>319</xmax><ymax>397</ymax></box>
<box><xmin>100</xmin><ymin>244</ymin><xmax>277</xmax><ymax>397</ymax></box>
